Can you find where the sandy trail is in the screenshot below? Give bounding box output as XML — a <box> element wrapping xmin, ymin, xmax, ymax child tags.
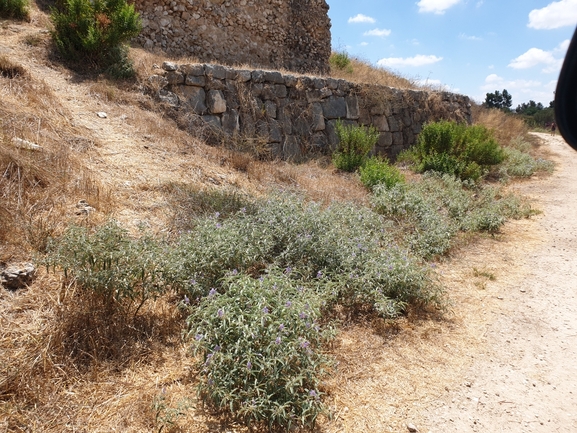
<box><xmin>421</xmin><ymin>133</ymin><xmax>577</xmax><ymax>432</ymax></box>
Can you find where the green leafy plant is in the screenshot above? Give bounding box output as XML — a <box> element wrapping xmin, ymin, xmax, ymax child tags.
<box><xmin>152</xmin><ymin>391</ymin><xmax>192</xmax><ymax>433</ymax></box>
<box><xmin>0</xmin><ymin>0</ymin><xmax>29</xmax><ymax>20</ymax></box>
<box><xmin>41</xmin><ymin>220</ymin><xmax>168</xmax><ymax>315</ymax></box>
<box><xmin>50</xmin><ymin>0</ymin><xmax>141</xmax><ymax>77</ymax></box>
<box><xmin>329</xmin><ymin>51</ymin><xmax>353</xmax><ymax>73</ymax></box>
<box><xmin>332</xmin><ymin>121</ymin><xmax>379</xmax><ymax>172</ymax></box>
<box><xmin>371</xmin><ymin>173</ymin><xmax>531</xmax><ymax>257</ymax></box>
<box><xmin>186</xmin><ymin>271</ymin><xmax>333</xmax><ymax>430</ymax></box>
<box><xmin>412</xmin><ymin>121</ymin><xmax>505</xmax><ymax>181</ymax></box>
<box><xmin>359</xmin><ymin>156</ymin><xmax>405</xmax><ymax>190</ymax></box>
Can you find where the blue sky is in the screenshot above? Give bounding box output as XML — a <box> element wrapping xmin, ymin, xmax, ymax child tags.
<box><xmin>326</xmin><ymin>0</ymin><xmax>577</xmax><ymax>107</ymax></box>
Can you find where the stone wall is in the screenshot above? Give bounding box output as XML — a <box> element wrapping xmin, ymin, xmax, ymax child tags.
<box><xmin>150</xmin><ymin>62</ymin><xmax>472</xmax><ymax>160</ymax></box>
<box><xmin>135</xmin><ymin>0</ymin><xmax>331</xmax><ymax>74</ymax></box>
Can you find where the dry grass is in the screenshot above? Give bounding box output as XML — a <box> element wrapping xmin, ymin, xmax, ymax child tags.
<box><xmin>329</xmin><ymin>56</ymin><xmax>419</xmax><ymax>90</ymax></box>
<box><xmin>471</xmin><ymin>104</ymin><xmax>528</xmax><ymax>147</ymax></box>
<box><xmin>0</xmin><ymin>63</ymin><xmax>111</xmax><ymax>256</ymax></box>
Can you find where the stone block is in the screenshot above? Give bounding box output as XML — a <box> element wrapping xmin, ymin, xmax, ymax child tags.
<box><xmin>222</xmin><ymin>109</ymin><xmax>240</xmax><ymax>135</ymax></box>
<box><xmin>162</xmin><ymin>61</ymin><xmax>178</xmax><ymax>71</ymax></box>
<box><xmin>274</xmin><ymin>84</ymin><xmax>287</xmax><ymax>98</ymax></box>
<box><xmin>269</xmin><ymin>119</ymin><xmax>282</xmax><ymax>143</ymax></box>
<box><xmin>345</xmin><ymin>95</ymin><xmax>360</xmax><ymax>119</ymax></box>
<box><xmin>185</xmin><ymin>75</ymin><xmax>206</xmax><ymax>87</ymax></box>
<box><xmin>264</xmin><ymin>71</ymin><xmax>284</xmax><ymax>84</ymax></box>
<box><xmin>205</xmin><ymin>64</ymin><xmax>226</xmax><ymax>79</ymax></box>
<box><xmin>206</xmin><ymin>77</ymin><xmax>225</xmax><ymax>90</ymax></box>
<box><xmin>310</xmin><ymin>132</ymin><xmax>328</xmax><ymax>149</ymax></box>
<box><xmin>265</xmin><ymin>100</ymin><xmax>277</xmax><ymax>118</ymax></box>
<box><xmin>282</xmin><ymin>135</ymin><xmax>302</xmax><ymax>160</ymax></box>
<box><xmin>392</xmin><ymin>131</ymin><xmax>404</xmax><ymax>146</ymax></box>
<box><xmin>158</xmin><ymin>89</ymin><xmax>179</xmax><ymax>107</ymax></box>
<box><xmin>388</xmin><ymin>116</ymin><xmax>400</xmax><ymax>132</ymax></box>
<box><xmin>202</xmin><ymin>115</ymin><xmax>222</xmax><ymax>129</ymax></box>
<box><xmin>321</xmin><ymin>96</ymin><xmax>347</xmax><ymax>119</ymax></box>
<box><xmin>312</xmin><ymin>78</ymin><xmax>326</xmax><ymax>89</ymax></box>
<box><xmin>180</xmin><ymin>63</ymin><xmax>205</xmax><ymax>76</ymax></box>
<box><xmin>252</xmin><ymin>70</ymin><xmax>266</xmax><ymax>83</ymax></box>
<box><xmin>373</xmin><ymin>115</ymin><xmax>389</xmax><ymax>132</ymax></box>
<box><xmin>181</xmin><ymin>86</ymin><xmax>207</xmax><ymax>114</ymax></box>
<box><xmin>306</xmin><ymin>89</ymin><xmax>322</xmax><ymax>103</ymax></box>
<box><xmin>208</xmin><ymin>90</ymin><xmax>227</xmax><ymax>114</ymax></box>
<box><xmin>326</xmin><ymin>78</ymin><xmax>339</xmax><ymax>90</ymax></box>
<box><xmin>312</xmin><ymin>103</ymin><xmax>325</xmax><ymax>131</ymax></box>
<box><xmin>284</xmin><ymin>75</ymin><xmax>297</xmax><ymax>87</ymax></box>
<box><xmin>236</xmin><ymin>70</ymin><xmax>252</xmax><ymax>82</ymax></box>
<box><xmin>166</xmin><ymin>71</ymin><xmax>184</xmax><ymax>85</ymax></box>
<box><xmin>378</xmin><ymin>132</ymin><xmax>393</xmax><ymax>148</ymax></box>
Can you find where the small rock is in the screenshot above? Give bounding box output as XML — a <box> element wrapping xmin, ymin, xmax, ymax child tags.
<box><xmin>96</xmin><ymin>112</ymin><xmax>107</xmax><ymax>118</ymax></box>
<box><xmin>12</xmin><ymin>137</ymin><xmax>42</xmax><ymax>151</ymax></box>
<box><xmin>407</xmin><ymin>423</ymin><xmax>418</xmax><ymax>432</ymax></box>
<box><xmin>1</xmin><ymin>263</ymin><xmax>35</xmax><ymax>291</ymax></box>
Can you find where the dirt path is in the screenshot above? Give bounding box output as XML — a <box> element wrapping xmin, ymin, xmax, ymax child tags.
<box><xmin>421</xmin><ymin>133</ymin><xmax>577</xmax><ymax>432</ymax></box>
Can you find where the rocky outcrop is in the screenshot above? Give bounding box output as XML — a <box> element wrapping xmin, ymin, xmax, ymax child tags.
<box><xmin>0</xmin><ymin>263</ymin><xmax>35</xmax><ymax>291</ymax></box>
<box><xmin>135</xmin><ymin>0</ymin><xmax>331</xmax><ymax>74</ymax></box>
<box><xmin>150</xmin><ymin>62</ymin><xmax>472</xmax><ymax>160</ymax></box>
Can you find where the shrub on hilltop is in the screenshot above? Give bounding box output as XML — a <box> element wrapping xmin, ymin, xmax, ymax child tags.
<box><xmin>50</xmin><ymin>0</ymin><xmax>141</xmax><ymax>77</ymax></box>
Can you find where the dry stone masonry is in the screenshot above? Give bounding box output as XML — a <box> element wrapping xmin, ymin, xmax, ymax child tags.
<box><xmin>151</xmin><ymin>61</ymin><xmax>472</xmax><ymax>160</ymax></box>
<box><xmin>135</xmin><ymin>0</ymin><xmax>331</xmax><ymax>74</ymax></box>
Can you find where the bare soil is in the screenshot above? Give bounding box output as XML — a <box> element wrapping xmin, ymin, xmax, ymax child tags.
<box><xmin>2</xmin><ymin>14</ymin><xmax>577</xmax><ymax>433</ymax></box>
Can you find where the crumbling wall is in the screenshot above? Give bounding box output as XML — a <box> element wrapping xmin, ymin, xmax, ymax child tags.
<box><xmin>150</xmin><ymin>61</ymin><xmax>472</xmax><ymax>160</ymax></box>
<box><xmin>135</xmin><ymin>0</ymin><xmax>331</xmax><ymax>74</ymax></box>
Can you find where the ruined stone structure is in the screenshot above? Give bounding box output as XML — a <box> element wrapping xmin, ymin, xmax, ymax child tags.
<box><xmin>151</xmin><ymin>62</ymin><xmax>472</xmax><ymax>160</ymax></box>
<box><xmin>135</xmin><ymin>0</ymin><xmax>331</xmax><ymax>74</ymax></box>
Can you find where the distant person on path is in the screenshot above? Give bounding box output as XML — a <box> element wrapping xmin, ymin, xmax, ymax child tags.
<box><xmin>551</xmin><ymin>122</ymin><xmax>556</xmax><ymax>136</ymax></box>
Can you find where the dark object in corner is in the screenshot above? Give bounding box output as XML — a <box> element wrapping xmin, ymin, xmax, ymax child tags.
<box><xmin>555</xmin><ymin>26</ymin><xmax>577</xmax><ymax>151</ymax></box>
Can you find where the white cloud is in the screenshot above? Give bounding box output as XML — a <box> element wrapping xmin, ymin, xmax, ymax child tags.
<box><xmin>359</xmin><ymin>42</ymin><xmax>369</xmax><ymax>46</ymax></box>
<box><xmin>528</xmin><ymin>0</ymin><xmax>577</xmax><ymax>29</ymax></box>
<box><xmin>377</xmin><ymin>54</ymin><xmax>443</xmax><ymax>67</ymax></box>
<box><xmin>348</xmin><ymin>14</ymin><xmax>376</xmax><ymax>24</ymax></box>
<box><xmin>364</xmin><ymin>28</ymin><xmax>392</xmax><ymax>37</ymax></box>
<box><xmin>479</xmin><ymin>74</ymin><xmax>556</xmax><ymax>106</ymax></box>
<box><xmin>459</xmin><ymin>33</ymin><xmax>482</xmax><ymax>41</ymax></box>
<box><xmin>476</xmin><ymin>1</ymin><xmax>484</xmax><ymax>7</ymax></box>
<box><xmin>417</xmin><ymin>0</ymin><xmax>462</xmax><ymax>14</ymax></box>
<box><xmin>508</xmin><ymin>42</ymin><xmax>568</xmax><ymax>73</ymax></box>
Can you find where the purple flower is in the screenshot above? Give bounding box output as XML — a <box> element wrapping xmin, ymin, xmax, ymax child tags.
<box><xmin>316</xmin><ymin>270</ymin><xmax>323</xmax><ymax>278</ymax></box>
<box><xmin>183</xmin><ymin>295</ymin><xmax>190</xmax><ymax>305</ymax></box>
<box><xmin>299</xmin><ymin>312</ymin><xmax>308</xmax><ymax>320</ymax></box>
<box><xmin>231</xmin><ymin>269</ymin><xmax>238</xmax><ymax>275</ymax></box>
<box><xmin>285</xmin><ymin>267</ymin><xmax>292</xmax><ymax>274</ymax></box>
<box><xmin>275</xmin><ymin>336</ymin><xmax>281</xmax><ymax>344</ymax></box>
<box><xmin>247</xmin><ymin>361</ymin><xmax>252</xmax><ymax>369</ymax></box>
<box><xmin>216</xmin><ymin>223</ymin><xmax>222</xmax><ymax>229</ymax></box>
<box><xmin>208</xmin><ymin>288</ymin><xmax>217</xmax><ymax>297</ymax></box>
<box><xmin>195</xmin><ymin>334</ymin><xmax>203</xmax><ymax>341</ymax></box>
<box><xmin>309</xmin><ymin>390</ymin><xmax>317</xmax><ymax>398</ymax></box>
<box><xmin>213</xmin><ymin>345</ymin><xmax>221</xmax><ymax>352</ymax></box>
<box><xmin>189</xmin><ymin>279</ymin><xmax>196</xmax><ymax>285</ymax></box>
<box><xmin>217</xmin><ymin>308</ymin><xmax>224</xmax><ymax>318</ymax></box>
<box><xmin>208</xmin><ymin>379</ymin><xmax>214</xmax><ymax>386</ymax></box>
<box><xmin>215</xmin><ymin>212</ymin><xmax>220</xmax><ymax>218</ymax></box>
<box><xmin>279</xmin><ymin>324</ymin><xmax>285</xmax><ymax>331</ymax></box>
<box><xmin>285</xmin><ymin>301</ymin><xmax>292</xmax><ymax>308</ymax></box>
<box><xmin>300</xmin><ymin>340</ymin><xmax>310</xmax><ymax>349</ymax></box>
<box><xmin>262</xmin><ymin>307</ymin><xmax>269</xmax><ymax>314</ymax></box>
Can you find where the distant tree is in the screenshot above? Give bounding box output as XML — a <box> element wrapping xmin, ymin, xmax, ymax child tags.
<box><xmin>484</xmin><ymin>89</ymin><xmax>512</xmax><ymax>111</ymax></box>
<box><xmin>515</xmin><ymin>100</ymin><xmax>554</xmax><ymax>128</ymax></box>
<box><xmin>515</xmin><ymin>100</ymin><xmax>544</xmax><ymax>116</ymax></box>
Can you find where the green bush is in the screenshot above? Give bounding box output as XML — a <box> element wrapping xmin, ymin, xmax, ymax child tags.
<box><xmin>0</xmin><ymin>0</ymin><xmax>29</xmax><ymax>20</ymax></box>
<box><xmin>359</xmin><ymin>156</ymin><xmax>405</xmax><ymax>190</ymax></box>
<box><xmin>166</xmin><ymin>194</ymin><xmax>439</xmax><ymax>316</ymax></box>
<box><xmin>41</xmin><ymin>221</ymin><xmax>167</xmax><ymax>314</ymax></box>
<box><xmin>329</xmin><ymin>51</ymin><xmax>353</xmax><ymax>73</ymax></box>
<box><xmin>371</xmin><ymin>173</ymin><xmax>531</xmax><ymax>257</ymax></box>
<box><xmin>499</xmin><ymin>147</ymin><xmax>554</xmax><ymax>178</ymax></box>
<box><xmin>332</xmin><ymin>122</ymin><xmax>379</xmax><ymax>172</ymax></box>
<box><xmin>186</xmin><ymin>271</ymin><xmax>333</xmax><ymax>430</ymax></box>
<box><xmin>50</xmin><ymin>0</ymin><xmax>141</xmax><ymax>77</ymax></box>
<box><xmin>413</xmin><ymin>121</ymin><xmax>504</xmax><ymax>180</ymax></box>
